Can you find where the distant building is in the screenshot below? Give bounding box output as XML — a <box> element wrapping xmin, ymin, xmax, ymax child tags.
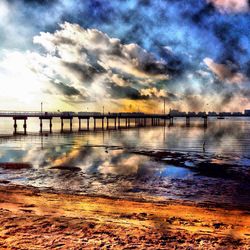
<box><xmin>188</xmin><ymin>112</ymin><xmax>196</xmax><ymax>116</ymax></box>
<box><xmin>197</xmin><ymin>112</ymin><xmax>206</xmax><ymax>116</ymax></box>
<box><xmin>245</xmin><ymin>110</ymin><xmax>250</xmax><ymax>115</ymax></box>
<box><xmin>169</xmin><ymin>109</ymin><xmax>179</xmax><ymax>115</ymax></box>
<box><xmin>170</xmin><ymin>110</ymin><xmax>187</xmax><ymax>116</ymax></box>
<box><xmin>219</xmin><ymin>112</ymin><xmax>231</xmax><ymax>116</ymax></box>
<box><xmin>232</xmin><ymin>112</ymin><xmax>243</xmax><ymax>116</ymax></box>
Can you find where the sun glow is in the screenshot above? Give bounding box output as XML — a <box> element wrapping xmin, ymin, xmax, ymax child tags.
<box><xmin>0</xmin><ymin>52</ymin><xmax>41</xmax><ymax>106</ymax></box>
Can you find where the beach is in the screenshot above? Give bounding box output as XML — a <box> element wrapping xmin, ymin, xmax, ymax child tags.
<box><xmin>0</xmin><ymin>121</ymin><xmax>249</xmax><ymax>249</ymax></box>
<box><xmin>1</xmin><ymin>0</ymin><xmax>250</xmax><ymax>248</ymax></box>
<box><xmin>0</xmin><ymin>184</ymin><xmax>249</xmax><ymax>249</ymax></box>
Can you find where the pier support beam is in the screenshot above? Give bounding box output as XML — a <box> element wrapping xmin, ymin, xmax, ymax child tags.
<box><xmin>13</xmin><ymin>119</ymin><xmax>17</xmax><ymax>134</ymax></box>
<box><xmin>40</xmin><ymin>119</ymin><xmax>43</xmax><ymax>132</ymax></box>
<box><xmin>107</xmin><ymin>118</ymin><xmax>109</xmax><ymax>129</ymax></box>
<box><xmin>13</xmin><ymin>116</ymin><xmax>27</xmax><ymax>135</ymax></box>
<box><xmin>94</xmin><ymin>118</ymin><xmax>96</xmax><ymax>130</ymax></box>
<box><xmin>91</xmin><ymin>117</ymin><xmax>105</xmax><ymax>130</ymax></box>
<box><xmin>23</xmin><ymin>119</ymin><xmax>27</xmax><ymax>134</ymax></box>
<box><xmin>60</xmin><ymin>117</ymin><xmax>73</xmax><ymax>132</ymax></box>
<box><xmin>186</xmin><ymin>116</ymin><xmax>190</xmax><ymax>127</ymax></box>
<box><xmin>49</xmin><ymin>119</ymin><xmax>53</xmax><ymax>132</ymax></box>
<box><xmin>61</xmin><ymin>119</ymin><xmax>64</xmax><ymax>132</ymax></box>
<box><xmin>118</xmin><ymin>117</ymin><xmax>121</xmax><ymax>129</ymax></box>
<box><xmin>78</xmin><ymin>119</ymin><xmax>81</xmax><ymax>131</ymax></box>
<box><xmin>70</xmin><ymin>119</ymin><xmax>73</xmax><ymax>131</ymax></box>
<box><xmin>78</xmin><ymin>117</ymin><xmax>90</xmax><ymax>131</ymax></box>
<box><xmin>106</xmin><ymin>117</ymin><xmax>117</xmax><ymax>129</ymax></box>
<box><xmin>203</xmin><ymin>116</ymin><xmax>208</xmax><ymax>128</ymax></box>
<box><xmin>39</xmin><ymin>117</ymin><xmax>53</xmax><ymax>133</ymax></box>
<box><xmin>169</xmin><ymin>116</ymin><xmax>174</xmax><ymax>127</ymax></box>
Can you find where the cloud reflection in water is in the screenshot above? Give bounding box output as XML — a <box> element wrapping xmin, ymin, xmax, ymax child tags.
<box><xmin>0</xmin><ymin>119</ymin><xmax>249</xmax><ymax>208</ymax></box>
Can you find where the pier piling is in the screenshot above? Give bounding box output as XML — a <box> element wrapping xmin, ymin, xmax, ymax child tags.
<box><xmin>186</xmin><ymin>116</ymin><xmax>190</xmax><ymax>127</ymax></box>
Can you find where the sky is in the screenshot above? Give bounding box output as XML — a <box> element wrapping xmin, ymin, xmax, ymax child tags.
<box><xmin>0</xmin><ymin>0</ymin><xmax>250</xmax><ymax>113</ymax></box>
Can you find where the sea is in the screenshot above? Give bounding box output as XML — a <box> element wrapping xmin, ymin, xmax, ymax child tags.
<box><xmin>0</xmin><ymin>117</ymin><xmax>249</xmax><ymax>209</ymax></box>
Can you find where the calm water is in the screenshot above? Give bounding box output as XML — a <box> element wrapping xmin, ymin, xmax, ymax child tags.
<box><xmin>0</xmin><ymin>117</ymin><xmax>249</xmax><ymax>208</ymax></box>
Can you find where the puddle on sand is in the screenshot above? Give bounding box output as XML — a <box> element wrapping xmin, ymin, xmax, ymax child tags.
<box><xmin>156</xmin><ymin>165</ymin><xmax>193</xmax><ymax>179</ymax></box>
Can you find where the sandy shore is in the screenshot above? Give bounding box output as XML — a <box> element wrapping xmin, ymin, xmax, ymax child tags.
<box><xmin>0</xmin><ymin>185</ymin><xmax>249</xmax><ymax>249</ymax></box>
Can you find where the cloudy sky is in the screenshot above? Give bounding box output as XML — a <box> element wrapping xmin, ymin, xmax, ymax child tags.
<box><xmin>0</xmin><ymin>0</ymin><xmax>250</xmax><ymax>112</ymax></box>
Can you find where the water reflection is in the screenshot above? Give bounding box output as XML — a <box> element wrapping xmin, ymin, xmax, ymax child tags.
<box><xmin>0</xmin><ymin>118</ymin><xmax>249</xmax><ymax>208</ymax></box>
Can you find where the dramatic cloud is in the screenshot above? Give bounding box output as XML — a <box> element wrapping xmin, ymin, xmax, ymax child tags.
<box><xmin>204</xmin><ymin>58</ymin><xmax>247</xmax><ymax>84</ymax></box>
<box><xmin>33</xmin><ymin>23</ymin><xmax>169</xmax><ymax>81</ymax></box>
<box><xmin>30</xmin><ymin>22</ymin><xmax>171</xmax><ymax>103</ymax></box>
<box><xmin>1</xmin><ymin>0</ymin><xmax>250</xmax><ymax>112</ymax></box>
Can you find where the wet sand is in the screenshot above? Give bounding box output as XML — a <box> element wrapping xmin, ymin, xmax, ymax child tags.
<box><xmin>0</xmin><ymin>185</ymin><xmax>249</xmax><ymax>249</ymax></box>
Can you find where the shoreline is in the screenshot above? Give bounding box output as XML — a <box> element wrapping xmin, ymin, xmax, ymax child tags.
<box><xmin>2</xmin><ymin>182</ymin><xmax>249</xmax><ymax>212</ymax></box>
<box><xmin>0</xmin><ymin>184</ymin><xmax>249</xmax><ymax>249</ymax></box>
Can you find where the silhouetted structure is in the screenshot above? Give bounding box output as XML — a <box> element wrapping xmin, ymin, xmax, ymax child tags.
<box><xmin>0</xmin><ymin>110</ymin><xmax>248</xmax><ymax>134</ymax></box>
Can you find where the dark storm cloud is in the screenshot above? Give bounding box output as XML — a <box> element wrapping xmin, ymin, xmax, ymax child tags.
<box><xmin>192</xmin><ymin>3</ymin><xmax>216</xmax><ymax>24</ymax></box>
<box><xmin>63</xmin><ymin>62</ymin><xmax>106</xmax><ymax>82</ymax></box>
<box><xmin>221</xmin><ymin>92</ymin><xmax>234</xmax><ymax>106</ymax></box>
<box><xmin>52</xmin><ymin>81</ymin><xmax>81</xmax><ymax>96</ymax></box>
<box><xmin>244</xmin><ymin>61</ymin><xmax>250</xmax><ymax>78</ymax></box>
<box><xmin>5</xmin><ymin>0</ymin><xmax>250</xmax><ymax>67</ymax></box>
<box><xmin>106</xmin><ymin>81</ymin><xmax>143</xmax><ymax>100</ymax></box>
<box><xmin>17</xmin><ymin>0</ymin><xmax>58</xmax><ymax>5</ymax></box>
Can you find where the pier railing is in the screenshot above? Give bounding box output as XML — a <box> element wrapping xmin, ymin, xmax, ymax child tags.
<box><xmin>0</xmin><ymin>111</ymin><xmax>170</xmax><ymax>118</ymax></box>
<box><xmin>0</xmin><ymin>111</ymin><xmax>61</xmax><ymax>117</ymax></box>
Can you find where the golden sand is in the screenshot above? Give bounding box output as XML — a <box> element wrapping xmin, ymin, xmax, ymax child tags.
<box><xmin>0</xmin><ymin>185</ymin><xmax>249</xmax><ymax>249</ymax></box>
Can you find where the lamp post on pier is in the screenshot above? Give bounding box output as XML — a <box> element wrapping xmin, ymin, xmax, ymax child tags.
<box><xmin>41</xmin><ymin>102</ymin><xmax>43</xmax><ymax>114</ymax></box>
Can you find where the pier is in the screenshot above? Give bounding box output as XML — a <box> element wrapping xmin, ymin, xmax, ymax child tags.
<box><xmin>0</xmin><ymin>111</ymin><xmax>248</xmax><ymax>135</ymax></box>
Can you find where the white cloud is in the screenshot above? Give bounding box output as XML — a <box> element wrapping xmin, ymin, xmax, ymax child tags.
<box><xmin>140</xmin><ymin>87</ymin><xmax>167</xmax><ymax>98</ymax></box>
<box><xmin>33</xmin><ymin>22</ymin><xmax>169</xmax><ymax>83</ymax></box>
<box><xmin>207</xmin><ymin>0</ymin><xmax>249</xmax><ymax>13</ymax></box>
<box><xmin>0</xmin><ymin>22</ymin><xmax>173</xmax><ymax>111</ymax></box>
<box><xmin>31</xmin><ymin>22</ymin><xmax>171</xmax><ymax>101</ymax></box>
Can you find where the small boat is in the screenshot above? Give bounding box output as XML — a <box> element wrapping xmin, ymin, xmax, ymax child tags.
<box><xmin>217</xmin><ymin>116</ymin><xmax>225</xmax><ymax>120</ymax></box>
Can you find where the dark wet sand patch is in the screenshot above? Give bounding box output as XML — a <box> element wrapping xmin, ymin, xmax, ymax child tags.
<box><xmin>50</xmin><ymin>165</ymin><xmax>81</xmax><ymax>171</ymax></box>
<box><xmin>0</xmin><ymin>162</ymin><xmax>32</xmax><ymax>170</ymax></box>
